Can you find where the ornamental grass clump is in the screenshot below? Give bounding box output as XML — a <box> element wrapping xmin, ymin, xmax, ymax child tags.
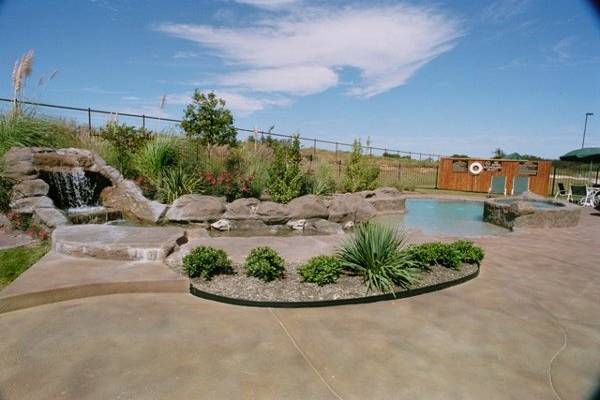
<box><xmin>183</xmin><ymin>246</ymin><xmax>233</xmax><ymax>280</ymax></box>
<box><xmin>298</xmin><ymin>255</ymin><xmax>342</xmax><ymax>286</ymax></box>
<box><xmin>244</xmin><ymin>247</ymin><xmax>285</xmax><ymax>282</ymax></box>
<box><xmin>338</xmin><ymin>221</ymin><xmax>421</xmax><ymax>295</ymax></box>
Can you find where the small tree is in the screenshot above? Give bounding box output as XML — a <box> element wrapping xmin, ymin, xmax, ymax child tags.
<box><xmin>266</xmin><ymin>136</ymin><xmax>304</xmax><ymax>203</ymax></box>
<box><xmin>492</xmin><ymin>148</ymin><xmax>506</xmax><ymax>159</ymax></box>
<box><xmin>181</xmin><ymin>90</ymin><xmax>237</xmax><ymax>159</ymax></box>
<box><xmin>343</xmin><ymin>139</ymin><xmax>379</xmax><ymax>192</ymax></box>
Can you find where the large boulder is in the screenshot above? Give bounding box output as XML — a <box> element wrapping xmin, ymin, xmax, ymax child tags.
<box><xmin>287</xmin><ymin>194</ymin><xmax>329</xmax><ymax>219</ymax></box>
<box><xmin>328</xmin><ymin>193</ymin><xmax>377</xmax><ymax>223</ymax></box>
<box><xmin>33</xmin><ymin>207</ymin><xmax>69</xmax><ymax>228</ymax></box>
<box><xmin>165</xmin><ymin>194</ymin><xmax>226</xmax><ymax>222</ymax></box>
<box><xmin>10</xmin><ymin>196</ymin><xmax>55</xmax><ymax>214</ymax></box>
<box><xmin>32</xmin><ymin>148</ymin><xmax>95</xmax><ymax>169</ymax></box>
<box><xmin>223</xmin><ymin>197</ymin><xmax>260</xmax><ymax>220</ymax></box>
<box><xmin>361</xmin><ymin>187</ymin><xmax>406</xmax><ymax>213</ymax></box>
<box><xmin>2</xmin><ymin>147</ymin><xmax>36</xmax><ymax>181</ymax></box>
<box><xmin>256</xmin><ymin>201</ymin><xmax>289</xmax><ymax>224</ymax></box>
<box><xmin>304</xmin><ymin>218</ymin><xmax>343</xmax><ymax>234</ymax></box>
<box><xmin>101</xmin><ymin>183</ymin><xmax>168</xmax><ymax>223</ymax></box>
<box><xmin>10</xmin><ymin>179</ymin><xmax>49</xmax><ymax>201</ymax></box>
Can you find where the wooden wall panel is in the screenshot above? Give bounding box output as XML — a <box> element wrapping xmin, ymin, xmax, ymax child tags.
<box><xmin>437</xmin><ymin>158</ymin><xmax>552</xmax><ymax>196</ymax></box>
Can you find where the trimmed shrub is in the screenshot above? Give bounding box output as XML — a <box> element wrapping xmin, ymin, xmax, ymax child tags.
<box><xmin>405</xmin><ymin>241</ymin><xmax>484</xmax><ymax>270</ymax></box>
<box><xmin>298</xmin><ymin>255</ymin><xmax>342</xmax><ymax>286</ymax></box>
<box><xmin>338</xmin><ymin>221</ymin><xmax>421</xmax><ymax>294</ymax></box>
<box><xmin>451</xmin><ymin>240</ymin><xmax>485</xmax><ymax>266</ymax></box>
<box><xmin>245</xmin><ymin>247</ymin><xmax>285</xmax><ymax>282</ymax></box>
<box><xmin>183</xmin><ymin>246</ymin><xmax>233</xmax><ymax>280</ymax></box>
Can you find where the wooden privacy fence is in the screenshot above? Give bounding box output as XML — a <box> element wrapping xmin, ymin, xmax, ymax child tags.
<box><xmin>436</xmin><ymin>157</ymin><xmax>552</xmax><ymax>196</ymax></box>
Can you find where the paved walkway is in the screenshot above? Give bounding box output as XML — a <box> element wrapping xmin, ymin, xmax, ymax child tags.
<box><xmin>0</xmin><ymin>210</ymin><xmax>599</xmax><ymax>399</ymax></box>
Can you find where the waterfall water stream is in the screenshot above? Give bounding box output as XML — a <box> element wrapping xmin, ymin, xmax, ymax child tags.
<box><xmin>46</xmin><ymin>168</ymin><xmax>98</xmax><ymax>210</ymax></box>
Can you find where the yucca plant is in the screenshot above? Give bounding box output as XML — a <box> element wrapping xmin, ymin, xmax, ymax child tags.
<box><xmin>338</xmin><ymin>221</ymin><xmax>420</xmax><ymax>295</ymax></box>
<box><xmin>155</xmin><ymin>167</ymin><xmax>200</xmax><ymax>203</ymax></box>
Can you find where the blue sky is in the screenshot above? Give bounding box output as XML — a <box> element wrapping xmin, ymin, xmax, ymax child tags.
<box><xmin>1</xmin><ymin>0</ymin><xmax>599</xmax><ymax>158</ymax></box>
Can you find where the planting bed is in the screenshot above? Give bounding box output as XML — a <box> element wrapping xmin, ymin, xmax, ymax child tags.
<box><xmin>185</xmin><ymin>262</ymin><xmax>478</xmax><ymax>306</ymax></box>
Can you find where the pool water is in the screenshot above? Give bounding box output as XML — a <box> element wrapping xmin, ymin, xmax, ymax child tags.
<box><xmin>372</xmin><ymin>198</ymin><xmax>509</xmax><ymax>236</ymax></box>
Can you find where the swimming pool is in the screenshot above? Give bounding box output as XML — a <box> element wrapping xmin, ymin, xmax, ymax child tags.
<box><xmin>372</xmin><ymin>198</ymin><xmax>509</xmax><ymax>236</ymax></box>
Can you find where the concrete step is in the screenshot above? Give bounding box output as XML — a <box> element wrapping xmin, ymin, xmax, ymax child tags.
<box><xmin>52</xmin><ymin>225</ymin><xmax>187</xmax><ymax>261</ymax></box>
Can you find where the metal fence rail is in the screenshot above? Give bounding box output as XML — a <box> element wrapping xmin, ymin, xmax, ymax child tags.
<box><xmin>1</xmin><ymin>97</ymin><xmax>443</xmax><ymax>189</ymax></box>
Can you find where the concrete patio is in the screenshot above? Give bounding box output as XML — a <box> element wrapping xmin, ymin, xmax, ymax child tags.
<box><xmin>0</xmin><ymin>209</ymin><xmax>598</xmax><ymax>399</ymax></box>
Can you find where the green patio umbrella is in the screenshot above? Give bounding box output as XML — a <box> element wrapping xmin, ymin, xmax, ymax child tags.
<box><xmin>560</xmin><ymin>147</ymin><xmax>600</xmax><ymax>185</ymax></box>
<box><xmin>559</xmin><ymin>147</ymin><xmax>600</xmax><ymax>162</ymax></box>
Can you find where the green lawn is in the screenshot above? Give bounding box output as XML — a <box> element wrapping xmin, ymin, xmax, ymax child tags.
<box><xmin>0</xmin><ymin>243</ymin><xmax>49</xmax><ymax>290</ymax></box>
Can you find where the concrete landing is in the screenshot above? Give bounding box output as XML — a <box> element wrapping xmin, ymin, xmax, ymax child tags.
<box><xmin>52</xmin><ymin>225</ymin><xmax>187</xmax><ymax>261</ymax></box>
<box><xmin>0</xmin><ymin>252</ymin><xmax>188</xmax><ymax>313</ymax></box>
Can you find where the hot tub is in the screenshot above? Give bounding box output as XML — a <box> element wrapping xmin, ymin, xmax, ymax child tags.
<box><xmin>483</xmin><ymin>194</ymin><xmax>581</xmax><ymax>229</ymax></box>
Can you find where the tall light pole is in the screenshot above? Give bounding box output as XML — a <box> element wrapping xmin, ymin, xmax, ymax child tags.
<box><xmin>581</xmin><ymin>112</ymin><xmax>594</xmax><ymax>148</ymax></box>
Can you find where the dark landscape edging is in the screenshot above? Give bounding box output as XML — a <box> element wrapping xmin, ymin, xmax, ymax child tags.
<box><xmin>189</xmin><ymin>265</ymin><xmax>479</xmax><ymax>308</ymax></box>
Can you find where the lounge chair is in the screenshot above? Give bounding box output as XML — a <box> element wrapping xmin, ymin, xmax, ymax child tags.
<box><xmin>512</xmin><ymin>176</ymin><xmax>529</xmax><ymax>195</ymax></box>
<box><xmin>489</xmin><ymin>176</ymin><xmax>506</xmax><ymax>196</ymax></box>
<box><xmin>570</xmin><ymin>185</ymin><xmax>587</xmax><ymax>204</ymax></box>
<box><xmin>554</xmin><ymin>182</ymin><xmax>572</xmax><ymax>202</ymax></box>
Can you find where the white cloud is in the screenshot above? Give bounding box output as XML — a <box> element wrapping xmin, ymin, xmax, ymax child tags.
<box><xmin>173</xmin><ymin>50</ymin><xmax>201</xmax><ymax>59</ymax></box>
<box><xmin>122</xmin><ymin>96</ymin><xmax>141</xmax><ymax>101</ymax></box>
<box><xmin>549</xmin><ymin>37</ymin><xmax>574</xmax><ymax>63</ymax></box>
<box><xmin>158</xmin><ymin>4</ymin><xmax>461</xmax><ymax>98</ymax></box>
<box><xmin>220</xmin><ymin>66</ymin><xmax>338</xmax><ymax>95</ymax></box>
<box><xmin>481</xmin><ymin>0</ymin><xmax>531</xmax><ymax>24</ymax></box>
<box><xmin>165</xmin><ymin>91</ymin><xmax>291</xmax><ymax>116</ymax></box>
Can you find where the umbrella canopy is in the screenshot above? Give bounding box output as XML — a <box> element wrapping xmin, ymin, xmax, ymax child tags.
<box><xmin>559</xmin><ymin>147</ymin><xmax>600</xmax><ymax>162</ymax></box>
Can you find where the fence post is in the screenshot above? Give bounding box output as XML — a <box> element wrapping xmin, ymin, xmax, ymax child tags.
<box><xmin>595</xmin><ymin>164</ymin><xmax>599</xmax><ymax>184</ymax></box>
<box><xmin>551</xmin><ymin>166</ymin><xmax>557</xmax><ymax>196</ymax></box>
<box><xmin>396</xmin><ymin>151</ymin><xmax>401</xmax><ymax>183</ymax></box>
<box><xmin>142</xmin><ymin>114</ymin><xmax>146</xmax><ymax>129</ymax></box>
<box><xmin>335</xmin><ymin>142</ymin><xmax>340</xmax><ymax>177</ymax></box>
<box><xmin>87</xmin><ymin>108</ymin><xmax>92</xmax><ymax>133</ymax></box>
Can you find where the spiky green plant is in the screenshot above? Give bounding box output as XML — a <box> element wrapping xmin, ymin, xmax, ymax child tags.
<box><xmin>155</xmin><ymin>167</ymin><xmax>200</xmax><ymax>204</ymax></box>
<box><xmin>0</xmin><ymin>111</ymin><xmax>78</xmax><ymax>158</ymax></box>
<box><xmin>133</xmin><ymin>136</ymin><xmax>179</xmax><ymax>182</ymax></box>
<box><xmin>338</xmin><ymin>221</ymin><xmax>420</xmax><ymax>295</ymax></box>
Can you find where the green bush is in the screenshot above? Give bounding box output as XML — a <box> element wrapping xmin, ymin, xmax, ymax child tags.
<box><xmin>245</xmin><ymin>247</ymin><xmax>285</xmax><ymax>282</ymax></box>
<box><xmin>183</xmin><ymin>246</ymin><xmax>233</xmax><ymax>280</ymax></box>
<box><xmin>338</xmin><ymin>221</ymin><xmax>421</xmax><ymax>294</ymax></box>
<box><xmin>405</xmin><ymin>241</ymin><xmax>484</xmax><ymax>270</ymax></box>
<box><xmin>343</xmin><ymin>139</ymin><xmax>379</xmax><ymax>192</ymax></box>
<box><xmin>298</xmin><ymin>255</ymin><xmax>342</xmax><ymax>286</ymax></box>
<box><xmin>451</xmin><ymin>240</ymin><xmax>485</xmax><ymax>265</ymax></box>
<box><xmin>266</xmin><ymin>136</ymin><xmax>304</xmax><ymax>203</ymax></box>
<box><xmin>101</xmin><ymin>121</ymin><xmax>151</xmax><ymax>177</ymax></box>
<box><xmin>133</xmin><ymin>136</ymin><xmax>179</xmax><ymax>182</ymax></box>
<box><xmin>155</xmin><ymin>167</ymin><xmax>200</xmax><ymax>204</ymax></box>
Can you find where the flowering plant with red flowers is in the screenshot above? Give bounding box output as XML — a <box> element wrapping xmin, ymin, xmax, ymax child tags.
<box><xmin>200</xmin><ymin>170</ymin><xmax>256</xmax><ymax>201</ymax></box>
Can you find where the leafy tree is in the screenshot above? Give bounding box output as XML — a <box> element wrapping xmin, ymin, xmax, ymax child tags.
<box><xmin>492</xmin><ymin>148</ymin><xmax>506</xmax><ymax>159</ymax></box>
<box><xmin>266</xmin><ymin>136</ymin><xmax>304</xmax><ymax>203</ymax></box>
<box><xmin>181</xmin><ymin>90</ymin><xmax>237</xmax><ymax>158</ymax></box>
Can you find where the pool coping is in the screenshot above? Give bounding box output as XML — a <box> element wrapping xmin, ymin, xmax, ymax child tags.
<box><xmin>189</xmin><ymin>265</ymin><xmax>479</xmax><ymax>308</ymax></box>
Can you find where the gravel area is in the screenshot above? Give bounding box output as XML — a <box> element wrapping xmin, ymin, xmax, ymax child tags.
<box><xmin>187</xmin><ymin>262</ymin><xmax>478</xmax><ymax>302</ymax></box>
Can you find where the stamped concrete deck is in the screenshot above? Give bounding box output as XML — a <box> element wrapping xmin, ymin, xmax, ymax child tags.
<box><xmin>0</xmin><ymin>208</ymin><xmax>598</xmax><ymax>399</ymax></box>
